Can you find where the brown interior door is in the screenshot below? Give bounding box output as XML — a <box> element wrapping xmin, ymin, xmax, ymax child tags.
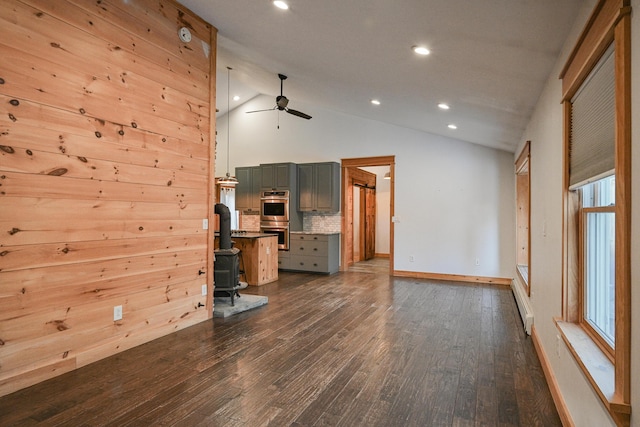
<box><xmin>364</xmin><ymin>187</ymin><xmax>376</xmax><ymax>260</ymax></box>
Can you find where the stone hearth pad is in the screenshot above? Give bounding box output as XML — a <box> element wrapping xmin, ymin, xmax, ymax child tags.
<box><xmin>213</xmin><ymin>294</ymin><xmax>268</xmax><ymax>318</ymax></box>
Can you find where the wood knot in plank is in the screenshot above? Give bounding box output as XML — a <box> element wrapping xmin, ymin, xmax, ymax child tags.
<box><xmin>77</xmin><ymin>156</ymin><xmax>88</xmax><ymax>163</ymax></box>
<box><xmin>61</xmin><ymin>247</ymin><xmax>69</xmax><ymax>254</ymax></box>
<box><xmin>0</xmin><ymin>338</ymin><xmax>4</xmax><ymax>346</ymax></box>
<box><xmin>0</xmin><ymin>250</ymin><xmax>9</xmax><ymax>256</ymax></box>
<box><xmin>50</xmin><ymin>42</ymin><xmax>62</xmax><ymax>49</ymax></box>
<box><xmin>79</xmin><ymin>108</ymin><xmax>86</xmax><ymax>114</ymax></box>
<box><xmin>63</xmin><ymin>351</ymin><xmax>69</xmax><ymax>358</ymax></box>
<box><xmin>8</xmin><ymin>114</ymin><xmax>16</xmax><ymax>122</ymax></box>
<box><xmin>26</xmin><ymin>149</ymin><xmax>32</xmax><ymax>155</ymax></box>
<box><xmin>131</xmin><ymin>122</ymin><xmax>137</xmax><ymax>128</ymax></box>
<box><xmin>138</xmin><ymin>226</ymin><xmax>144</xmax><ymax>231</ymax></box>
<box><xmin>0</xmin><ymin>78</ymin><xmax>5</xmax><ymax>84</ymax></box>
<box><xmin>0</xmin><ymin>145</ymin><xmax>15</xmax><ymax>154</ymax></box>
<box><xmin>95</xmin><ymin>131</ymin><xmax>102</xmax><ymax>138</ymax></box>
<box><xmin>118</xmin><ymin>130</ymin><xmax>124</xmax><ymax>136</ymax></box>
<box><xmin>167</xmin><ymin>180</ymin><xmax>172</xmax><ymax>186</ymax></box>
<box><xmin>47</xmin><ymin>168</ymin><xmax>68</xmax><ymax>176</ymax></box>
<box><xmin>8</xmin><ymin>228</ymin><xmax>20</xmax><ymax>235</ymax></box>
<box><xmin>9</xmin><ymin>99</ymin><xmax>19</xmax><ymax>106</ymax></box>
<box><xmin>47</xmin><ymin>320</ymin><xmax>70</xmax><ymax>331</ymax></box>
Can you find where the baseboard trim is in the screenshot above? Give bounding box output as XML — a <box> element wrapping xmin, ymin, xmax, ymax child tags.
<box><xmin>531</xmin><ymin>325</ymin><xmax>574</xmax><ymax>427</ymax></box>
<box><xmin>393</xmin><ymin>270</ymin><xmax>511</xmax><ymax>286</ymax></box>
<box><xmin>374</xmin><ymin>253</ymin><xmax>390</xmax><ymax>258</ymax></box>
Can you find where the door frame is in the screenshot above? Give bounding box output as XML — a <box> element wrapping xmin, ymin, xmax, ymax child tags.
<box><xmin>341</xmin><ymin>155</ymin><xmax>395</xmax><ymax>273</ymax></box>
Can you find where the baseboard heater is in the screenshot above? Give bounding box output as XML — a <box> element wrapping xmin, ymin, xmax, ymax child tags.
<box><xmin>511</xmin><ymin>279</ymin><xmax>533</xmax><ymax>335</ymax></box>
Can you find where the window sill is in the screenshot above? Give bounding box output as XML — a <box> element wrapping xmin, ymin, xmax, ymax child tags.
<box><xmin>555</xmin><ymin>320</ymin><xmax>630</xmax><ymax>426</ymax></box>
<box><xmin>516</xmin><ymin>264</ymin><xmax>529</xmax><ymax>287</ymax></box>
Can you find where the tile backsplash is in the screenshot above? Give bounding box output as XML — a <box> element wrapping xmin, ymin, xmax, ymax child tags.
<box><xmin>238</xmin><ymin>212</ymin><xmax>341</xmax><ymax>234</ymax></box>
<box><xmin>303</xmin><ymin>212</ymin><xmax>341</xmax><ymax>233</ymax></box>
<box><xmin>239</xmin><ymin>213</ymin><xmax>260</xmax><ymax>232</ymax></box>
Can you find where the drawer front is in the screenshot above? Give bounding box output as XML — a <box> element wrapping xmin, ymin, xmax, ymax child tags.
<box><xmin>289</xmin><ymin>240</ymin><xmax>328</xmax><ymax>257</ymax></box>
<box><xmin>290</xmin><ymin>234</ymin><xmax>328</xmax><ymax>243</ymax></box>
<box><xmin>290</xmin><ymin>255</ymin><xmax>329</xmax><ymax>273</ymax></box>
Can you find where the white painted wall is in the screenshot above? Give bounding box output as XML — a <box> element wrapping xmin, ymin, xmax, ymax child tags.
<box><xmin>217</xmin><ymin>90</ymin><xmax>515</xmax><ymax>279</ymax></box>
<box><xmin>515</xmin><ymin>0</ymin><xmax>640</xmax><ymax>425</ymax></box>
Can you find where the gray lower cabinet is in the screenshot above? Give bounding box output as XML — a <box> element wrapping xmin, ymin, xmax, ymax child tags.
<box><xmin>277</xmin><ymin>249</ymin><xmax>291</xmax><ymax>270</ymax></box>
<box><xmin>284</xmin><ymin>233</ymin><xmax>339</xmax><ymax>274</ymax></box>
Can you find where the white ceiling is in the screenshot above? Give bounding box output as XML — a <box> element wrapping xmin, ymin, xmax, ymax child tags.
<box><xmin>178</xmin><ymin>0</ymin><xmax>583</xmax><ymax>153</ymax></box>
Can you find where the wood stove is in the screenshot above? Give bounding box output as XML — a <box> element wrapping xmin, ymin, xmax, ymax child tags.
<box><xmin>214</xmin><ymin>203</ymin><xmax>243</xmax><ymax>305</ymax></box>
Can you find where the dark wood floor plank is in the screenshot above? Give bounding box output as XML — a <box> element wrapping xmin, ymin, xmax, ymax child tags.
<box><xmin>0</xmin><ymin>259</ymin><xmax>561</xmax><ymax>427</ymax></box>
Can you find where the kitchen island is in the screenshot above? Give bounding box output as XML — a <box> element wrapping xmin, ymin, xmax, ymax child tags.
<box><xmin>216</xmin><ymin>232</ymin><xmax>278</xmax><ymax>286</ymax></box>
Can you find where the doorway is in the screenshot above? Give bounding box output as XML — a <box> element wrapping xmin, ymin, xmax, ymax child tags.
<box><xmin>352</xmin><ymin>178</ymin><xmax>377</xmax><ymax>262</ymax></box>
<box><xmin>341</xmin><ymin>155</ymin><xmax>395</xmax><ymax>273</ymax></box>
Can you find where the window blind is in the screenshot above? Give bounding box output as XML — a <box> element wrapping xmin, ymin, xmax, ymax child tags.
<box><xmin>569</xmin><ymin>44</ymin><xmax>615</xmax><ymax>189</ymax></box>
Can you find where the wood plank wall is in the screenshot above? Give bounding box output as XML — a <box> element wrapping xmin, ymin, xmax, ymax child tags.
<box><xmin>0</xmin><ymin>0</ymin><xmax>216</xmax><ymax>397</ymax></box>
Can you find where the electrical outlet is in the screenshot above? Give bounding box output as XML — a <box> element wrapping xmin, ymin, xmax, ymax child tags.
<box><xmin>409</xmin><ymin>255</ymin><xmax>415</xmax><ymax>262</ymax></box>
<box><xmin>201</xmin><ymin>284</ymin><xmax>207</xmax><ymax>296</ymax></box>
<box><xmin>202</xmin><ymin>218</ymin><xmax>209</xmax><ymax>230</ymax></box>
<box><xmin>475</xmin><ymin>258</ymin><xmax>480</xmax><ymax>266</ymax></box>
<box><xmin>113</xmin><ymin>305</ymin><xmax>123</xmax><ymax>321</ymax></box>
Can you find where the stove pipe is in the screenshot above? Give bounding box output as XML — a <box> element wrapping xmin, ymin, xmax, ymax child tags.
<box><xmin>215</xmin><ymin>203</ymin><xmax>232</xmax><ymax>250</ymax></box>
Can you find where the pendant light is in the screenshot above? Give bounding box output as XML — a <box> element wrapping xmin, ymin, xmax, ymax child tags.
<box><xmin>218</xmin><ymin>66</ymin><xmax>239</xmax><ymax>186</ymax></box>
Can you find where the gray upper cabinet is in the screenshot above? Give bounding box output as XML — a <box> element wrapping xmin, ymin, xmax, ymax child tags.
<box><xmin>297</xmin><ymin>162</ymin><xmax>340</xmax><ymax>212</ymax></box>
<box><xmin>235</xmin><ymin>166</ymin><xmax>261</xmax><ymax>213</ymax></box>
<box><xmin>261</xmin><ymin>162</ymin><xmax>297</xmax><ymax>190</ymax></box>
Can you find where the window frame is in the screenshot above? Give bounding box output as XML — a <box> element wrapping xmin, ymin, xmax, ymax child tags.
<box><xmin>557</xmin><ymin>1</ymin><xmax>631</xmax><ymax>425</ymax></box>
<box><xmin>515</xmin><ymin>141</ymin><xmax>531</xmax><ymax>293</ymax></box>
<box><xmin>579</xmin><ymin>195</ymin><xmax>616</xmax><ymax>361</ymax></box>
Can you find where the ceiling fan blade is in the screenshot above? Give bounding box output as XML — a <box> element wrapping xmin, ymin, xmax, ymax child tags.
<box><xmin>246</xmin><ymin>107</ymin><xmax>276</xmax><ymax>114</ymax></box>
<box><xmin>286</xmin><ymin>108</ymin><xmax>312</xmax><ymax>120</ymax></box>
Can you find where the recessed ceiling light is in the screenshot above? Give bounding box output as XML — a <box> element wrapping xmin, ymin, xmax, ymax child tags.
<box><xmin>233</xmin><ymin>95</ymin><xmax>240</xmax><ymax>101</ymax></box>
<box><xmin>448</xmin><ymin>124</ymin><xmax>458</xmax><ymax>130</ymax></box>
<box><xmin>412</xmin><ymin>46</ymin><xmax>430</xmax><ymax>56</ymax></box>
<box><xmin>273</xmin><ymin>1</ymin><xmax>289</xmax><ymax>10</ymax></box>
<box><xmin>438</xmin><ymin>103</ymin><xmax>450</xmax><ymax>110</ymax></box>
<box><xmin>371</xmin><ymin>99</ymin><xmax>381</xmax><ymax>105</ymax></box>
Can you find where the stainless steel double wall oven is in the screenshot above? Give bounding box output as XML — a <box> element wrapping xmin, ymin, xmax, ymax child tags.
<box><xmin>260</xmin><ymin>190</ymin><xmax>290</xmax><ymax>250</ymax></box>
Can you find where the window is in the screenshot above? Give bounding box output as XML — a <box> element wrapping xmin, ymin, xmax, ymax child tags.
<box><xmin>557</xmin><ymin>1</ymin><xmax>631</xmax><ymax>425</ymax></box>
<box><xmin>515</xmin><ymin>142</ymin><xmax>530</xmax><ymax>292</ymax></box>
<box><xmin>580</xmin><ymin>175</ymin><xmax>615</xmax><ymax>353</ymax></box>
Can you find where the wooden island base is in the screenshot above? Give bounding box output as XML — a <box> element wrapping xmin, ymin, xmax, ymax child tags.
<box><xmin>230</xmin><ymin>233</ymin><xmax>278</xmax><ymax>286</ymax></box>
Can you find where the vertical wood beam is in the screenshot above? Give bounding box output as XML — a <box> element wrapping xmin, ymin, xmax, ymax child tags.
<box><xmin>613</xmin><ymin>9</ymin><xmax>631</xmax><ymax>407</ymax></box>
<box><xmin>206</xmin><ymin>27</ymin><xmax>217</xmax><ymax>317</ymax></box>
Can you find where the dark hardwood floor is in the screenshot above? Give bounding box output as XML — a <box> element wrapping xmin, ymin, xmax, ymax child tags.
<box><xmin>0</xmin><ymin>259</ymin><xmax>561</xmax><ymax>426</ymax></box>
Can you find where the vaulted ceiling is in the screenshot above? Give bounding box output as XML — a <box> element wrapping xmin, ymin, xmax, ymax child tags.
<box><xmin>178</xmin><ymin>0</ymin><xmax>584</xmax><ymax>152</ymax></box>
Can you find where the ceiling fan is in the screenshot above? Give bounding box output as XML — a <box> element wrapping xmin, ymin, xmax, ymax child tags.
<box><xmin>246</xmin><ymin>73</ymin><xmax>312</xmax><ymax>120</ymax></box>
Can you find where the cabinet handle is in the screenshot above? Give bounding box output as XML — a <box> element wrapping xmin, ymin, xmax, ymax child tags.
<box><xmin>300</xmin><ymin>247</ymin><xmax>304</xmax><ymax>251</ymax></box>
<box><xmin>313</xmin><ymin>248</ymin><xmax>318</xmax><ymax>252</ymax></box>
<box><xmin>313</xmin><ymin>236</ymin><xmax>318</xmax><ymax>240</ymax></box>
